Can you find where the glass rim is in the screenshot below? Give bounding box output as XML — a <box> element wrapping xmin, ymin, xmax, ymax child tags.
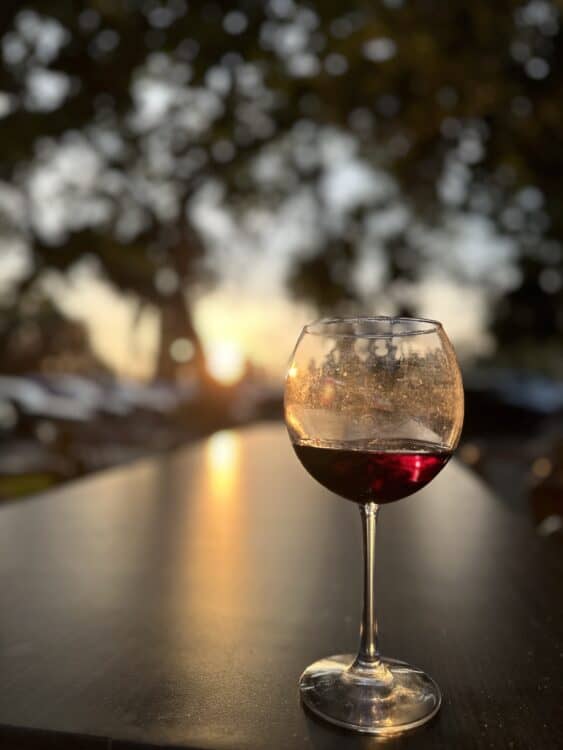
<box><xmin>303</xmin><ymin>315</ymin><xmax>442</xmax><ymax>339</ymax></box>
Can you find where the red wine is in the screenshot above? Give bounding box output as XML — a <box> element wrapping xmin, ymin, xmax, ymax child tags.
<box><xmin>293</xmin><ymin>440</ymin><xmax>451</xmax><ymax>504</ymax></box>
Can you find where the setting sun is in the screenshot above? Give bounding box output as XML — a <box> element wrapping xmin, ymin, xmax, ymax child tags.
<box><xmin>206</xmin><ymin>340</ymin><xmax>245</xmax><ymax>385</ymax></box>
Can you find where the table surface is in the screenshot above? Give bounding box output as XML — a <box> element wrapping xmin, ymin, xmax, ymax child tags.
<box><xmin>0</xmin><ymin>423</ymin><xmax>561</xmax><ymax>750</ymax></box>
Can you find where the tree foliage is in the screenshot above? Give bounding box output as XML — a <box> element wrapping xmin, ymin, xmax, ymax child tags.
<box><xmin>0</xmin><ymin>0</ymin><xmax>561</xmax><ymax>376</ymax></box>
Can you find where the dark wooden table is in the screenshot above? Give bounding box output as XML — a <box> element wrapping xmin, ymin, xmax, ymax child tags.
<box><xmin>0</xmin><ymin>423</ymin><xmax>561</xmax><ymax>749</ymax></box>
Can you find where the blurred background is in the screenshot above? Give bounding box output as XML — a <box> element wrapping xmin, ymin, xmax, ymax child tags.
<box><xmin>0</xmin><ymin>0</ymin><xmax>561</xmax><ymax>534</ymax></box>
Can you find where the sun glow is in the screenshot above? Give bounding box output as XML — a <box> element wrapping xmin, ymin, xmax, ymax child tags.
<box><xmin>206</xmin><ymin>340</ymin><xmax>245</xmax><ymax>385</ymax></box>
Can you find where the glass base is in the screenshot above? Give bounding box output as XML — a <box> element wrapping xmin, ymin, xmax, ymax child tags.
<box><xmin>299</xmin><ymin>654</ymin><xmax>441</xmax><ymax>735</ymax></box>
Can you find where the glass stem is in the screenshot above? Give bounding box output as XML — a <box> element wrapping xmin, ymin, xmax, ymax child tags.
<box><xmin>351</xmin><ymin>503</ymin><xmax>392</xmax><ymax>681</ymax></box>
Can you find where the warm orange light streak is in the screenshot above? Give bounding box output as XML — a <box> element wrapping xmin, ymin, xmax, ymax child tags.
<box><xmin>205</xmin><ymin>430</ymin><xmax>240</xmax><ymax>500</ymax></box>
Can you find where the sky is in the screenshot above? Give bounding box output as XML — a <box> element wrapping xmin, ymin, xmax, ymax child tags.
<box><xmin>0</xmin><ymin>123</ymin><xmax>514</xmax><ymax>384</ymax></box>
<box><xmin>37</xmin><ymin>252</ymin><xmax>316</xmax><ymax>382</ymax></box>
<box><xmin>0</xmin><ymin>48</ymin><xmax>522</xmax><ymax>385</ymax></box>
<box><xmin>1</xmin><ymin>3</ymin><xmax>559</xmax><ymax>389</ymax></box>
<box><xmin>0</xmin><ymin>202</ymin><xmax>503</xmax><ymax>385</ymax></box>
<box><xmin>33</xmin><ymin>258</ymin><xmax>491</xmax><ymax>383</ymax></box>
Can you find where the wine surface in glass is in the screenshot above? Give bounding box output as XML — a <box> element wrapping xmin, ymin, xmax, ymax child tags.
<box><xmin>293</xmin><ymin>439</ymin><xmax>451</xmax><ymax>504</ymax></box>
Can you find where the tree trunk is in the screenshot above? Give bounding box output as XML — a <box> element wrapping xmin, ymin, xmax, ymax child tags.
<box><xmin>154</xmin><ymin>290</ymin><xmax>206</xmax><ymax>382</ymax></box>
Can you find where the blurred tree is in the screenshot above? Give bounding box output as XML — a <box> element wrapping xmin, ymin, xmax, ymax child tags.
<box><xmin>0</xmin><ymin>294</ymin><xmax>109</xmax><ymax>375</ymax></box>
<box><xmin>0</xmin><ymin>0</ymin><xmax>561</xmax><ymax>378</ymax></box>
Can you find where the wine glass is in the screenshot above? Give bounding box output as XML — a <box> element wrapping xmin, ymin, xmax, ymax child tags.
<box><xmin>284</xmin><ymin>316</ymin><xmax>464</xmax><ymax>735</ymax></box>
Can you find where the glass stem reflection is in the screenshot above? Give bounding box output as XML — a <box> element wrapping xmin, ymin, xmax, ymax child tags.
<box><xmin>351</xmin><ymin>503</ymin><xmax>392</xmax><ymax>681</ymax></box>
